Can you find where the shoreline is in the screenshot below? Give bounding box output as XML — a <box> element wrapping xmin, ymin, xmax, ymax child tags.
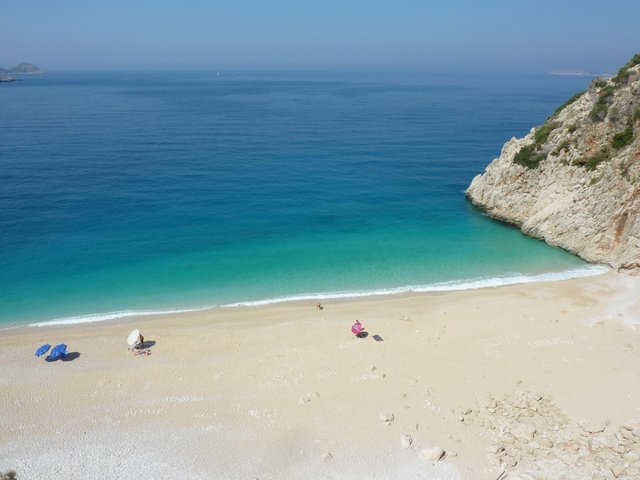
<box><xmin>2</xmin><ymin>270</ymin><xmax>640</xmax><ymax>478</ymax></box>
<box><xmin>9</xmin><ymin>263</ymin><xmax>609</xmax><ymax>330</ymax></box>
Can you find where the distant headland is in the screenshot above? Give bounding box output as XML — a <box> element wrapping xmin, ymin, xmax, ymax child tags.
<box><xmin>0</xmin><ymin>63</ymin><xmax>43</xmax><ymax>82</ymax></box>
<box><xmin>548</xmin><ymin>69</ymin><xmax>611</xmax><ymax>77</ymax></box>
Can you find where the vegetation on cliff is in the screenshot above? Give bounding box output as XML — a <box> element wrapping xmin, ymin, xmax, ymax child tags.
<box><xmin>513</xmin><ymin>120</ymin><xmax>561</xmax><ymax>169</ymax></box>
<box><xmin>512</xmin><ymin>53</ymin><xmax>639</xmax><ymax>172</ymax></box>
<box><xmin>551</xmin><ymin>91</ymin><xmax>585</xmax><ymax>117</ymax></box>
<box><xmin>612</xmin><ymin>125</ymin><xmax>634</xmax><ymax>149</ymax></box>
<box><xmin>612</xmin><ymin>54</ymin><xmax>640</xmax><ymax>84</ymax></box>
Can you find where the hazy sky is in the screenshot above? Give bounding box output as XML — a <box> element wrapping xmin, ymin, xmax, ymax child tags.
<box><xmin>2</xmin><ymin>0</ymin><xmax>639</xmax><ymax>72</ymax></box>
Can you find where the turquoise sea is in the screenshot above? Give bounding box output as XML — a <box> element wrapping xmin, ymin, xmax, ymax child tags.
<box><xmin>0</xmin><ymin>71</ymin><xmax>604</xmax><ymax>327</ymax></box>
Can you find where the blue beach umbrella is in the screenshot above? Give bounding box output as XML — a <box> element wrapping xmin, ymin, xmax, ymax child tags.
<box><xmin>35</xmin><ymin>344</ymin><xmax>51</xmax><ymax>357</ymax></box>
<box><xmin>48</xmin><ymin>343</ymin><xmax>68</xmax><ymax>361</ymax></box>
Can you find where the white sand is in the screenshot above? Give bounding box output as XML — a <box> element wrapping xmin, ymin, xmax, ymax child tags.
<box><xmin>1</xmin><ymin>271</ymin><xmax>640</xmax><ymax>479</ymax></box>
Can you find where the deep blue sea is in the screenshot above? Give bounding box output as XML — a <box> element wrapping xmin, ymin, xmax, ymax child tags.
<box><xmin>0</xmin><ymin>71</ymin><xmax>603</xmax><ymax>327</ymax></box>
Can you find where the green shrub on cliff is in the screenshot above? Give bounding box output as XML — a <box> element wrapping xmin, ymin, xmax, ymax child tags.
<box><xmin>593</xmin><ymin>78</ymin><xmax>608</xmax><ymax>89</ymax></box>
<box><xmin>0</xmin><ymin>471</ymin><xmax>17</xmax><ymax>480</ymax></box>
<box><xmin>588</xmin><ymin>54</ymin><xmax>639</xmax><ymax>120</ymax></box>
<box><xmin>513</xmin><ymin>144</ymin><xmax>545</xmax><ymax>169</ymax></box>
<box><xmin>612</xmin><ymin>126</ymin><xmax>634</xmax><ymax>149</ymax></box>
<box><xmin>551</xmin><ymin>140</ymin><xmax>571</xmax><ymax>156</ymax></box>
<box><xmin>574</xmin><ymin>148</ymin><xmax>611</xmax><ymax>171</ymax></box>
<box><xmin>590</xmin><ymin>84</ymin><xmax>616</xmax><ymax>122</ymax></box>
<box><xmin>612</xmin><ymin>53</ymin><xmax>640</xmax><ymax>84</ymax></box>
<box><xmin>512</xmin><ymin>120</ymin><xmax>559</xmax><ymax>169</ymax></box>
<box><xmin>551</xmin><ymin>91</ymin><xmax>584</xmax><ymax>117</ymax></box>
<box><xmin>590</xmin><ymin>102</ymin><xmax>608</xmax><ymax>122</ymax></box>
<box><xmin>534</xmin><ymin>121</ymin><xmax>559</xmax><ymax>146</ymax></box>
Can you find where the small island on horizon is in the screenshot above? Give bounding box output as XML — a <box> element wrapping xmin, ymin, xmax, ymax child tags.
<box><xmin>548</xmin><ymin>69</ymin><xmax>612</xmax><ymax>77</ymax></box>
<box><xmin>0</xmin><ymin>63</ymin><xmax>43</xmax><ymax>82</ymax></box>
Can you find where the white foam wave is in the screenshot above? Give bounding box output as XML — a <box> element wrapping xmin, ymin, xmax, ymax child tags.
<box><xmin>28</xmin><ymin>306</ymin><xmax>213</xmax><ymax>327</ymax></box>
<box><xmin>27</xmin><ymin>264</ymin><xmax>609</xmax><ymax>327</ymax></box>
<box><xmin>222</xmin><ymin>265</ymin><xmax>610</xmax><ymax>307</ymax></box>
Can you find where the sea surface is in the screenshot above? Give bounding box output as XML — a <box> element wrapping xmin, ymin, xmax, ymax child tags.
<box><xmin>0</xmin><ymin>71</ymin><xmax>603</xmax><ymax>327</ymax></box>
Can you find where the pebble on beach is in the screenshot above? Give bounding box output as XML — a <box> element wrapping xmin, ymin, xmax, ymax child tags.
<box><xmin>379</xmin><ymin>412</ymin><xmax>394</xmax><ymax>425</ymax></box>
<box><xmin>421</xmin><ymin>446</ymin><xmax>445</xmax><ymax>463</ymax></box>
<box><xmin>400</xmin><ymin>434</ymin><xmax>413</xmax><ymax>449</ymax></box>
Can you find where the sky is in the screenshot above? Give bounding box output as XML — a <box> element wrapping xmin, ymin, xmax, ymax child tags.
<box><xmin>2</xmin><ymin>0</ymin><xmax>639</xmax><ymax>73</ymax></box>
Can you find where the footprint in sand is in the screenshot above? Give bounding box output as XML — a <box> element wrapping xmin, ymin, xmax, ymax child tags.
<box><xmin>301</xmin><ymin>392</ymin><xmax>320</xmax><ymax>404</ymax></box>
<box><xmin>379</xmin><ymin>412</ymin><xmax>394</xmax><ymax>425</ymax></box>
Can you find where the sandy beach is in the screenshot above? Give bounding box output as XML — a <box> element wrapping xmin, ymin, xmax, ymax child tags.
<box><xmin>2</xmin><ymin>271</ymin><xmax>640</xmax><ymax>479</ymax></box>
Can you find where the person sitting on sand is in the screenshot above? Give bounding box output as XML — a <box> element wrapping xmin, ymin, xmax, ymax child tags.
<box><xmin>351</xmin><ymin>320</ymin><xmax>364</xmax><ymax>337</ymax></box>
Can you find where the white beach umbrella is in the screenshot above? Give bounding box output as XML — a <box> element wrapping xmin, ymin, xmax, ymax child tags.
<box><xmin>127</xmin><ymin>329</ymin><xmax>141</xmax><ymax>348</ymax></box>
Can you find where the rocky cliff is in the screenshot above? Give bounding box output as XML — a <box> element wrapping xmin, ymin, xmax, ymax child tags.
<box><xmin>467</xmin><ymin>55</ymin><xmax>640</xmax><ymax>272</ymax></box>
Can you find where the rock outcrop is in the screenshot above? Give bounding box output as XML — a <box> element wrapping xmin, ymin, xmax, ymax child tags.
<box><xmin>467</xmin><ymin>55</ymin><xmax>640</xmax><ymax>272</ymax></box>
<box><xmin>461</xmin><ymin>392</ymin><xmax>640</xmax><ymax>479</ymax></box>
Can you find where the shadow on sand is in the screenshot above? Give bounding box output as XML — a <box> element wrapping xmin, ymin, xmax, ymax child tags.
<box><xmin>45</xmin><ymin>352</ymin><xmax>81</xmax><ymax>362</ymax></box>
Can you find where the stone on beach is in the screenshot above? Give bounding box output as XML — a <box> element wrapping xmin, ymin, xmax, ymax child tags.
<box><xmin>486</xmin><ymin>444</ymin><xmax>506</xmax><ymax>455</ymax></box>
<box><xmin>500</xmin><ymin>455</ymin><xmax>518</xmax><ymax>468</ymax></box>
<box><xmin>589</xmin><ymin>434</ymin><xmax>612</xmax><ymax>451</ymax></box>
<box><xmin>379</xmin><ymin>412</ymin><xmax>394</xmax><ymax>425</ymax></box>
<box><xmin>623</xmin><ymin>450</ymin><xmax>640</xmax><ymax>464</ymax></box>
<box><xmin>400</xmin><ymin>434</ymin><xmax>413</xmax><ymax>449</ymax></box>
<box><xmin>610</xmin><ymin>463</ymin><xmax>626</xmax><ymax>478</ymax></box>
<box><xmin>583</xmin><ymin>421</ymin><xmax>606</xmax><ymax>434</ymax></box>
<box><xmin>421</xmin><ymin>446</ymin><xmax>445</xmax><ymax>463</ymax></box>
<box><xmin>623</xmin><ymin>419</ymin><xmax>640</xmax><ymax>431</ymax></box>
<box><xmin>536</xmin><ymin>436</ymin><xmax>554</xmax><ymax>448</ymax></box>
<box><xmin>509</xmin><ymin>423</ymin><xmax>536</xmax><ymax>441</ymax></box>
<box><xmin>300</xmin><ymin>392</ymin><xmax>319</xmax><ymax>404</ymax></box>
<box><xmin>560</xmin><ymin>441</ymin><xmax>580</xmax><ymax>453</ymax></box>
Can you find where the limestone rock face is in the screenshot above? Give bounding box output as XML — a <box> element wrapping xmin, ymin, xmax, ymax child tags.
<box><xmin>467</xmin><ymin>59</ymin><xmax>640</xmax><ymax>272</ymax></box>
